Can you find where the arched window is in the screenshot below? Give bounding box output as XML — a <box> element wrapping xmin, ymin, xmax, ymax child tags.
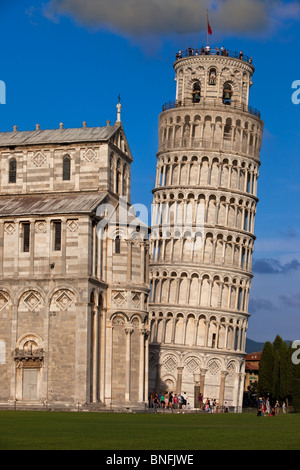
<box><xmin>9</xmin><ymin>158</ymin><xmax>17</xmax><ymax>183</ymax></box>
<box><xmin>223</xmin><ymin>83</ymin><xmax>232</xmax><ymax>105</ymax></box>
<box><xmin>224</xmin><ymin>118</ymin><xmax>232</xmax><ymax>140</ymax></box>
<box><xmin>63</xmin><ymin>155</ymin><xmax>71</xmax><ymax>181</ymax></box>
<box><xmin>115</xmin><ymin>236</ymin><xmax>121</xmax><ymax>254</ymax></box>
<box><xmin>192</xmin><ymin>82</ymin><xmax>201</xmax><ymax>103</ymax></box>
<box><xmin>209</xmin><ymin>68</ymin><xmax>217</xmax><ymax>85</ymax></box>
<box><xmin>123</xmin><ymin>164</ymin><xmax>128</xmax><ymax>197</ymax></box>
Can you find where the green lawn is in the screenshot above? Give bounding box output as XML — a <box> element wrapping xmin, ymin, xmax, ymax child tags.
<box><xmin>0</xmin><ymin>411</ymin><xmax>299</xmax><ymax>450</ymax></box>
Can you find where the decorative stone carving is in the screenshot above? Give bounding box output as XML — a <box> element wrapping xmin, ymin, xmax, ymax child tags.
<box><xmin>67</xmin><ymin>220</ymin><xmax>78</xmax><ymax>232</ymax></box>
<box><xmin>163</xmin><ymin>354</ymin><xmax>177</xmax><ymax>372</ymax></box>
<box><xmin>227</xmin><ymin>361</ymin><xmax>236</xmax><ymax>376</ymax></box>
<box><xmin>14</xmin><ymin>339</ymin><xmax>44</xmax><ymax>368</ymax></box>
<box><xmin>0</xmin><ymin>292</ymin><xmax>10</xmax><ymax>311</ymax></box>
<box><xmin>207</xmin><ymin>359</ymin><xmax>222</xmax><ymax>375</ymax></box>
<box><xmin>83</xmin><ymin>148</ymin><xmax>97</xmax><ymax>162</ymax></box>
<box><xmin>23</xmin><ymin>291</ymin><xmax>42</xmax><ymax>311</ymax></box>
<box><xmin>131</xmin><ymin>292</ymin><xmax>141</xmax><ymax>308</ymax></box>
<box><xmin>112</xmin><ymin>315</ymin><xmax>125</xmax><ymax>326</ymax></box>
<box><xmin>32</xmin><ymin>151</ymin><xmax>46</xmax><ymax>167</ymax></box>
<box><xmin>149</xmin><ymin>354</ymin><xmax>156</xmax><ymax>370</ymax></box>
<box><xmin>35</xmin><ymin>221</ymin><xmax>47</xmax><ymax>234</ymax></box>
<box><xmin>112</xmin><ymin>291</ymin><xmax>126</xmax><ymax>307</ymax></box>
<box><xmin>54</xmin><ymin>290</ymin><xmax>74</xmax><ymax>311</ymax></box>
<box><xmin>184</xmin><ymin>356</ymin><xmax>201</xmax><ymax>373</ymax></box>
<box><xmin>4</xmin><ymin>223</ymin><xmax>15</xmax><ymax>235</ymax></box>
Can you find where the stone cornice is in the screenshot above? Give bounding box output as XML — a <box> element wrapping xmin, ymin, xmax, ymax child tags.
<box><xmin>174</xmin><ymin>55</ymin><xmax>255</xmax><ymax>74</ymax></box>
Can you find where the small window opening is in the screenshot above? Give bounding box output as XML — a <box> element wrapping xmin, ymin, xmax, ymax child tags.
<box><xmin>54</xmin><ymin>221</ymin><xmax>62</xmax><ymax>251</ymax></box>
<box><xmin>209</xmin><ymin>68</ymin><xmax>217</xmax><ymax>85</ymax></box>
<box><xmin>63</xmin><ymin>155</ymin><xmax>71</xmax><ymax>181</ymax></box>
<box><xmin>115</xmin><ymin>236</ymin><xmax>121</xmax><ymax>254</ymax></box>
<box><xmin>223</xmin><ymin>83</ymin><xmax>232</xmax><ymax>105</ymax></box>
<box><xmin>23</xmin><ymin>223</ymin><xmax>30</xmax><ymax>252</ymax></box>
<box><xmin>192</xmin><ymin>82</ymin><xmax>201</xmax><ymax>103</ymax></box>
<box><xmin>9</xmin><ymin>158</ymin><xmax>17</xmax><ymax>183</ymax></box>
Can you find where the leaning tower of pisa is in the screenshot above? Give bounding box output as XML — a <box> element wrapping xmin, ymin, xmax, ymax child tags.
<box><xmin>148</xmin><ymin>48</ymin><xmax>264</xmax><ymax>410</ymax></box>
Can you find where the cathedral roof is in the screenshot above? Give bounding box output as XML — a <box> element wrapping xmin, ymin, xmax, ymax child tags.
<box><xmin>0</xmin><ymin>125</ymin><xmax>119</xmax><ymax>147</ymax></box>
<box><xmin>0</xmin><ymin>192</ymin><xmax>107</xmax><ymax>217</ymax></box>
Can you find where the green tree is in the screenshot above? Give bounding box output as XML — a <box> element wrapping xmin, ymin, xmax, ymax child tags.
<box><xmin>279</xmin><ymin>341</ymin><xmax>289</xmax><ymax>399</ymax></box>
<box><xmin>273</xmin><ymin>335</ymin><xmax>283</xmax><ymax>353</ymax></box>
<box><xmin>258</xmin><ymin>341</ymin><xmax>274</xmax><ymax>396</ymax></box>
<box><xmin>272</xmin><ymin>336</ymin><xmax>286</xmax><ymax>400</ymax></box>
<box><xmin>272</xmin><ymin>349</ymin><xmax>280</xmax><ymax>399</ymax></box>
<box><xmin>257</xmin><ymin>336</ymin><xmax>300</xmax><ymax>409</ymax></box>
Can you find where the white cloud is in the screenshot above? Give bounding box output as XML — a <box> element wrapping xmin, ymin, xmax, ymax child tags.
<box><xmin>44</xmin><ymin>0</ymin><xmax>300</xmax><ymax>37</ymax></box>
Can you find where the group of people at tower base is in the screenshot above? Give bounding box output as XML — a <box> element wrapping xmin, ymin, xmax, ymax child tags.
<box><xmin>176</xmin><ymin>46</ymin><xmax>252</xmax><ymax>64</ymax></box>
<box><xmin>257</xmin><ymin>397</ymin><xmax>287</xmax><ymax>417</ymax></box>
<box><xmin>148</xmin><ymin>392</ymin><xmax>229</xmax><ymax>413</ymax></box>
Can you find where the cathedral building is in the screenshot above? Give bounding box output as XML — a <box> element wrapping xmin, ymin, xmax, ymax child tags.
<box><xmin>0</xmin><ymin>106</ymin><xmax>150</xmax><ymax>409</ymax></box>
<box><xmin>148</xmin><ymin>48</ymin><xmax>264</xmax><ymax>410</ymax></box>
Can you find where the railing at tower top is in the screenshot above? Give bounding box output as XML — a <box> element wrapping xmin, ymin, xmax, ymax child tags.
<box><xmin>162</xmin><ymin>98</ymin><xmax>261</xmax><ymax>119</ymax></box>
<box><xmin>175</xmin><ymin>48</ymin><xmax>253</xmax><ymax>64</ymax></box>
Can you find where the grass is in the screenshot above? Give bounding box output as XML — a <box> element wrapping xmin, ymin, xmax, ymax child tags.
<box><xmin>0</xmin><ymin>411</ymin><xmax>300</xmax><ymax>450</ymax></box>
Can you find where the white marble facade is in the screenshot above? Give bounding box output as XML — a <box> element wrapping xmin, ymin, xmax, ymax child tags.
<box><xmin>0</xmin><ymin>120</ymin><xmax>150</xmax><ymax>408</ymax></box>
<box><xmin>149</xmin><ymin>50</ymin><xmax>264</xmax><ymax>410</ymax></box>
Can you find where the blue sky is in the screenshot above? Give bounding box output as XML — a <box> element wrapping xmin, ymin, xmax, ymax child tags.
<box><xmin>0</xmin><ymin>0</ymin><xmax>300</xmax><ymax>343</ymax></box>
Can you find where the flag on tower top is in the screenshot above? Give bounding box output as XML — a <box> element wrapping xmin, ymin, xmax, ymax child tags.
<box><xmin>207</xmin><ymin>10</ymin><xmax>212</xmax><ymax>35</ymax></box>
<box><xmin>207</xmin><ymin>21</ymin><xmax>212</xmax><ymax>35</ymax></box>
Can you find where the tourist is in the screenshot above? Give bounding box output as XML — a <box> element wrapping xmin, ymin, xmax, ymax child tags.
<box><xmin>168</xmin><ymin>392</ymin><xmax>173</xmax><ymax>409</ymax></box>
<box><xmin>198</xmin><ymin>392</ymin><xmax>203</xmax><ymax>409</ymax></box>
<box><xmin>257</xmin><ymin>403</ymin><xmax>263</xmax><ymax>416</ymax></box>
<box><xmin>211</xmin><ymin>398</ymin><xmax>217</xmax><ymax>413</ymax></box>
<box><xmin>205</xmin><ymin>398</ymin><xmax>211</xmax><ymax>412</ymax></box>
<box><xmin>182</xmin><ymin>391</ymin><xmax>188</xmax><ymax>409</ymax></box>
<box><xmin>158</xmin><ymin>393</ymin><xmax>162</xmax><ymax>407</ymax></box>
<box><xmin>173</xmin><ymin>394</ymin><xmax>178</xmax><ymax>409</ymax></box>
<box><xmin>239</xmin><ymin>50</ymin><xmax>243</xmax><ymax>60</ymax></box>
<box><xmin>149</xmin><ymin>393</ymin><xmax>153</xmax><ymax>408</ymax></box>
<box><xmin>154</xmin><ymin>394</ymin><xmax>159</xmax><ymax>411</ymax></box>
<box><xmin>282</xmin><ymin>401</ymin><xmax>286</xmax><ymax>413</ymax></box>
<box><xmin>178</xmin><ymin>394</ymin><xmax>183</xmax><ymax>409</ymax></box>
<box><xmin>224</xmin><ymin>402</ymin><xmax>229</xmax><ymax>413</ymax></box>
<box><xmin>164</xmin><ymin>392</ymin><xmax>168</xmax><ymax>409</ymax></box>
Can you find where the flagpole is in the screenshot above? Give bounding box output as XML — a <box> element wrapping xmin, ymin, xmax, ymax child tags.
<box><xmin>207</xmin><ymin>9</ymin><xmax>209</xmax><ymax>47</ymax></box>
